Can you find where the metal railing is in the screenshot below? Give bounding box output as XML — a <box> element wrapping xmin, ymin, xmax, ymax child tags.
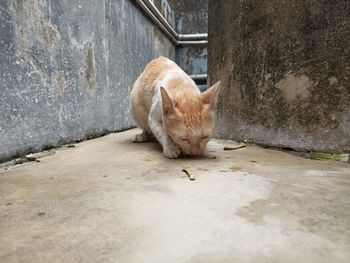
<box><xmin>135</xmin><ymin>0</ymin><xmax>208</xmax><ymax>45</ymax></box>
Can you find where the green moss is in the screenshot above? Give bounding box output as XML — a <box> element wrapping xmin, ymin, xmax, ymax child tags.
<box><xmin>309</xmin><ymin>152</ymin><xmax>349</xmax><ymax>162</ymax></box>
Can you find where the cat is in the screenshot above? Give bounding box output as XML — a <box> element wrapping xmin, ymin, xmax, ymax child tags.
<box><xmin>130</xmin><ymin>56</ymin><xmax>221</xmax><ymax>159</ymax></box>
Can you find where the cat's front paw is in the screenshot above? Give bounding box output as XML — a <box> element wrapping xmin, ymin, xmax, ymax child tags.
<box><xmin>163</xmin><ymin>144</ymin><xmax>182</xmax><ymax>159</ymax></box>
<box><xmin>132</xmin><ymin>132</ymin><xmax>152</xmax><ymax>143</ymax></box>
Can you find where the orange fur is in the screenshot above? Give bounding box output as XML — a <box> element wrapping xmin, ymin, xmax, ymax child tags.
<box><xmin>130</xmin><ymin>56</ymin><xmax>221</xmax><ymax>158</ymax></box>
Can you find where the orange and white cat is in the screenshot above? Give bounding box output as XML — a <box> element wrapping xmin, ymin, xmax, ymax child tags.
<box><xmin>130</xmin><ymin>56</ymin><xmax>220</xmax><ymax>159</ymax></box>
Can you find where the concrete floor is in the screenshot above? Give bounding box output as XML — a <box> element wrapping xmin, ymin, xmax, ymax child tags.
<box><xmin>1</xmin><ymin>129</ymin><xmax>349</xmax><ymax>263</ymax></box>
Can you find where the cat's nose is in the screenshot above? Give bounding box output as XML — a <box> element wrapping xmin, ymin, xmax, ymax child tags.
<box><xmin>190</xmin><ymin>144</ymin><xmax>202</xmax><ymax>155</ymax></box>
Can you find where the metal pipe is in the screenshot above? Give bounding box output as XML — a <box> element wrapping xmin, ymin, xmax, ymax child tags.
<box><xmin>178</xmin><ymin>34</ymin><xmax>208</xmax><ymax>41</ymax></box>
<box><xmin>189</xmin><ymin>74</ymin><xmax>207</xmax><ymax>81</ymax></box>
<box><xmin>135</xmin><ymin>0</ymin><xmax>207</xmax><ymax>45</ymax></box>
<box><xmin>135</xmin><ymin>0</ymin><xmax>177</xmax><ymax>44</ymax></box>
<box><xmin>177</xmin><ymin>40</ymin><xmax>207</xmax><ymax>45</ymax></box>
<box><xmin>142</xmin><ymin>0</ymin><xmax>178</xmax><ymax>39</ymax></box>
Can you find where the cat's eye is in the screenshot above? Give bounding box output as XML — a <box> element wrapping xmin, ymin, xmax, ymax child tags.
<box><xmin>202</xmin><ymin>135</ymin><xmax>210</xmax><ymax>140</ymax></box>
<box><xmin>181</xmin><ymin>138</ymin><xmax>189</xmax><ymax>143</ymax></box>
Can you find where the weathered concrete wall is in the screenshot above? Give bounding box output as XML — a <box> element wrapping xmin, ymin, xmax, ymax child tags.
<box><xmin>176</xmin><ymin>46</ymin><xmax>207</xmax><ymax>76</ymax></box>
<box><xmin>154</xmin><ymin>0</ymin><xmax>176</xmax><ymax>28</ymax></box>
<box><xmin>175</xmin><ymin>0</ymin><xmax>207</xmax><ymax>34</ymax></box>
<box><xmin>175</xmin><ymin>0</ymin><xmax>208</xmax><ymax>76</ymax></box>
<box><xmin>209</xmin><ymin>0</ymin><xmax>350</xmax><ymax>152</ymax></box>
<box><xmin>0</xmin><ymin>0</ymin><xmax>175</xmax><ymax>162</ymax></box>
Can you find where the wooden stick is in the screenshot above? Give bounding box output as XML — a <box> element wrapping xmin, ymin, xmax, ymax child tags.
<box><xmin>223</xmin><ymin>143</ymin><xmax>246</xmax><ymax>151</ymax></box>
<box><xmin>182</xmin><ymin>168</ymin><xmax>195</xmax><ymax>181</ymax></box>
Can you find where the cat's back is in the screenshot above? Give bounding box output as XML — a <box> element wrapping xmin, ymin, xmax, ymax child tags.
<box><xmin>132</xmin><ymin>56</ymin><xmax>193</xmax><ymax>101</ymax></box>
<box><xmin>131</xmin><ymin>56</ymin><xmax>201</xmax><ymax>132</ymax></box>
<box><xmin>142</xmin><ymin>56</ymin><xmax>180</xmax><ymax>87</ymax></box>
<box><xmin>145</xmin><ymin>56</ymin><xmax>178</xmax><ymax>73</ymax></box>
<box><xmin>132</xmin><ymin>56</ymin><xmax>176</xmax><ymax>96</ymax></box>
<box><xmin>144</xmin><ymin>56</ymin><xmax>197</xmax><ymax>94</ymax></box>
<box><xmin>131</xmin><ymin>56</ymin><xmax>198</xmax><ymax>112</ymax></box>
<box><xmin>130</xmin><ymin>57</ymin><xmax>175</xmax><ymax>122</ymax></box>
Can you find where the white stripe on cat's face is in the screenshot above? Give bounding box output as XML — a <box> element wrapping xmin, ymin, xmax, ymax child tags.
<box><xmin>157</xmin><ymin>70</ymin><xmax>177</xmax><ymax>90</ymax></box>
<box><xmin>157</xmin><ymin>70</ymin><xmax>195</xmax><ymax>91</ymax></box>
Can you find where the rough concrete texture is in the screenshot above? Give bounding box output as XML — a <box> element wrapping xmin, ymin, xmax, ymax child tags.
<box><xmin>175</xmin><ymin>0</ymin><xmax>208</xmax><ymax>34</ymax></box>
<box><xmin>175</xmin><ymin>0</ymin><xmax>208</xmax><ymax>77</ymax></box>
<box><xmin>153</xmin><ymin>0</ymin><xmax>176</xmax><ymax>28</ymax></box>
<box><xmin>1</xmin><ymin>129</ymin><xmax>350</xmax><ymax>263</ymax></box>
<box><xmin>208</xmin><ymin>0</ymin><xmax>350</xmax><ymax>152</ymax></box>
<box><xmin>176</xmin><ymin>46</ymin><xmax>207</xmax><ymax>76</ymax></box>
<box><xmin>0</xmin><ymin>0</ymin><xmax>175</xmax><ymax>162</ymax></box>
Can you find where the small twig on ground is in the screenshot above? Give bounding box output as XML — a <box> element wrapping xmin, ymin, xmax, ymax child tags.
<box><xmin>182</xmin><ymin>168</ymin><xmax>195</xmax><ymax>181</ymax></box>
<box><xmin>223</xmin><ymin>143</ymin><xmax>246</xmax><ymax>151</ymax></box>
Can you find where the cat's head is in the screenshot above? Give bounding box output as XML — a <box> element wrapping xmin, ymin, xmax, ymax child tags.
<box><xmin>160</xmin><ymin>81</ymin><xmax>221</xmax><ymax>156</ymax></box>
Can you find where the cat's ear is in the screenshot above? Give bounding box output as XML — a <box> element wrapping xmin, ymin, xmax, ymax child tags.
<box><xmin>201</xmin><ymin>81</ymin><xmax>221</xmax><ymax>109</ymax></box>
<box><xmin>160</xmin><ymin>87</ymin><xmax>175</xmax><ymax>116</ymax></box>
